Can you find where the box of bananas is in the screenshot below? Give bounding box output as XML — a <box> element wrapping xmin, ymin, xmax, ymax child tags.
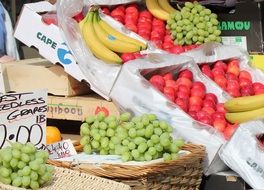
<box><xmin>53</xmin><ymin>0</ymin><xmax>150</xmax><ymax>99</ymax></box>
<box><xmin>79</xmin><ymin>7</ymin><xmax>147</xmax><ymax>64</ymax></box>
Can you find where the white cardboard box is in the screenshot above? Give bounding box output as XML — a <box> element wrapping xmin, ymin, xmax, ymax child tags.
<box><xmin>14</xmin><ymin>2</ymin><xmax>84</xmax><ymax>81</ymax></box>
<box><xmin>14</xmin><ymin>1</ymin><xmax>113</xmax><ymax>100</ymax></box>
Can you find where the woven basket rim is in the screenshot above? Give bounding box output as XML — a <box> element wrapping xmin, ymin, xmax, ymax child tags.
<box><xmin>0</xmin><ymin>165</ymin><xmax>131</xmax><ymax>190</ymax></box>
<box><xmin>48</xmin><ymin>143</ymin><xmax>205</xmax><ymax>179</ymax></box>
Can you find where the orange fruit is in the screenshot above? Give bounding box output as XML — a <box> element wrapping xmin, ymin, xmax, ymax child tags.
<box><xmin>46</xmin><ymin>126</ymin><xmax>62</xmax><ymax>145</ymax></box>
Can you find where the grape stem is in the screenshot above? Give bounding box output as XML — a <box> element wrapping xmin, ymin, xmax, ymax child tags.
<box><xmin>177</xmin><ymin>4</ymin><xmax>182</xmax><ymax>10</ymax></box>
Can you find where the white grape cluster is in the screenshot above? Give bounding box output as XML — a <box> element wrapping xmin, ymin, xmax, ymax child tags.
<box><xmin>167</xmin><ymin>1</ymin><xmax>221</xmax><ymax>45</ymax></box>
<box><xmin>80</xmin><ymin>112</ymin><xmax>185</xmax><ymax>162</ymax></box>
<box><xmin>0</xmin><ymin>142</ymin><xmax>54</xmax><ymax>190</ymax></box>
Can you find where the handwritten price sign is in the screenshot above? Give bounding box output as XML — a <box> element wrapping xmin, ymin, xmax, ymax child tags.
<box><xmin>46</xmin><ymin>139</ymin><xmax>77</xmax><ymax>159</ymax></box>
<box><xmin>0</xmin><ymin>90</ymin><xmax>47</xmax><ymax>149</ymax></box>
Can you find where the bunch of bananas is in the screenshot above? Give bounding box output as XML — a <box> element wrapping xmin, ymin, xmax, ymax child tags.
<box><xmin>146</xmin><ymin>0</ymin><xmax>177</xmax><ymax>20</ymax></box>
<box><xmin>224</xmin><ymin>94</ymin><xmax>264</xmax><ymax>124</ymax></box>
<box><xmin>79</xmin><ymin>10</ymin><xmax>147</xmax><ymax>64</ymax></box>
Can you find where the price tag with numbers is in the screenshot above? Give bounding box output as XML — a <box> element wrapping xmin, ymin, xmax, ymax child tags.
<box><xmin>0</xmin><ymin>90</ymin><xmax>47</xmax><ymax>149</ymax></box>
<box><xmin>46</xmin><ymin>139</ymin><xmax>77</xmax><ymax>159</ymax></box>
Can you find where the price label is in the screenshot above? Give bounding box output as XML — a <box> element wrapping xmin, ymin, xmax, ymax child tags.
<box><xmin>46</xmin><ymin>139</ymin><xmax>77</xmax><ymax>159</ymax></box>
<box><xmin>0</xmin><ymin>90</ymin><xmax>47</xmax><ymax>149</ymax></box>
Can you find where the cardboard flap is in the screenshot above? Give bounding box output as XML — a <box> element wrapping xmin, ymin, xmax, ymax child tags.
<box><xmin>26</xmin><ymin>1</ymin><xmax>56</xmax><ymax>13</ymax></box>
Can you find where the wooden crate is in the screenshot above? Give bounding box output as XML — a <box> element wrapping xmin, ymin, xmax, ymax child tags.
<box><xmin>0</xmin><ymin>58</ymin><xmax>90</xmax><ymax>96</ymax></box>
<box><xmin>47</xmin><ymin>94</ymin><xmax>120</xmax><ymax>121</ymax></box>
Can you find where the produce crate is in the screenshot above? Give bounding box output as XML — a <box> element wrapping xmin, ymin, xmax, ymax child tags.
<box><xmin>48</xmin><ymin>144</ymin><xmax>205</xmax><ymax>190</ymax></box>
<box><xmin>47</xmin><ymin>94</ymin><xmax>120</xmax><ymax>121</ymax></box>
<box><xmin>0</xmin><ymin>58</ymin><xmax>90</xmax><ymax>97</ymax></box>
<box><xmin>0</xmin><ymin>165</ymin><xmax>131</xmax><ymax>190</ymax></box>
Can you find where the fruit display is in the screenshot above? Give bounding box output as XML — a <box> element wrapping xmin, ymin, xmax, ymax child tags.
<box><xmin>46</xmin><ymin>126</ymin><xmax>62</xmax><ymax>145</ymax></box>
<box><xmin>149</xmin><ymin>68</ymin><xmax>238</xmax><ymax>140</ymax></box>
<box><xmin>167</xmin><ymin>1</ymin><xmax>221</xmax><ymax>45</ymax></box>
<box><xmin>80</xmin><ymin>112</ymin><xmax>185</xmax><ymax>162</ymax></box>
<box><xmin>79</xmin><ymin>9</ymin><xmax>147</xmax><ymax>64</ymax></box>
<box><xmin>0</xmin><ymin>142</ymin><xmax>54</xmax><ymax>190</ymax></box>
<box><xmin>200</xmin><ymin>59</ymin><xmax>264</xmax><ymax>97</ymax></box>
<box><xmin>224</xmin><ymin>94</ymin><xmax>264</xmax><ymax>124</ymax></box>
<box><xmin>145</xmin><ymin>0</ymin><xmax>176</xmax><ymax>20</ymax></box>
<box><xmin>101</xmin><ymin>3</ymin><xmax>198</xmax><ymax>55</ymax></box>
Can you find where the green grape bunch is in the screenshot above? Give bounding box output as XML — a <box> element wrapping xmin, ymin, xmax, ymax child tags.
<box><xmin>80</xmin><ymin>112</ymin><xmax>185</xmax><ymax>162</ymax></box>
<box><xmin>0</xmin><ymin>142</ymin><xmax>54</xmax><ymax>190</ymax></box>
<box><xmin>166</xmin><ymin>1</ymin><xmax>221</xmax><ymax>45</ymax></box>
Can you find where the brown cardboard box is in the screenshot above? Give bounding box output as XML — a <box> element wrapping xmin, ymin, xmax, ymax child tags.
<box><xmin>47</xmin><ymin>0</ymin><xmax>57</xmax><ymax>4</ymax></box>
<box><xmin>47</xmin><ymin>94</ymin><xmax>120</xmax><ymax>121</ymax></box>
<box><xmin>0</xmin><ymin>58</ymin><xmax>90</xmax><ymax>96</ymax></box>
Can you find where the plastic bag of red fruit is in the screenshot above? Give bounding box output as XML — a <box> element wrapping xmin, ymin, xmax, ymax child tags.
<box><xmin>55</xmin><ymin>0</ymin><xmax>149</xmax><ymax>98</ymax></box>
<box><xmin>100</xmin><ymin>2</ymin><xmax>199</xmax><ymax>59</ymax></box>
<box><xmin>147</xmin><ymin>57</ymin><xmax>240</xmax><ymax>141</ymax></box>
<box><xmin>110</xmin><ymin>53</ymin><xmax>227</xmax><ymax>170</ymax></box>
<box><xmin>86</xmin><ymin>0</ymin><xmax>140</xmax><ymax>5</ymax></box>
<box><xmin>219</xmin><ymin>120</ymin><xmax>264</xmax><ymax>189</ymax></box>
<box><xmin>183</xmin><ymin>43</ymin><xmax>264</xmax><ymax>98</ymax></box>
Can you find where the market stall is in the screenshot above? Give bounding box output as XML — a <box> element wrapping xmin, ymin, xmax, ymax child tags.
<box><xmin>0</xmin><ymin>0</ymin><xmax>264</xmax><ymax>189</ymax></box>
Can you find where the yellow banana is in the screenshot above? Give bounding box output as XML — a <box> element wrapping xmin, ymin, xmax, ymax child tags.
<box><xmin>225</xmin><ymin>107</ymin><xmax>264</xmax><ymax>124</ymax></box>
<box><xmin>79</xmin><ymin>18</ymin><xmax>85</xmax><ymax>32</ymax></box>
<box><xmin>224</xmin><ymin>94</ymin><xmax>264</xmax><ymax>112</ymax></box>
<box><xmin>79</xmin><ymin>11</ymin><xmax>90</xmax><ymax>32</ymax></box>
<box><xmin>82</xmin><ymin>12</ymin><xmax>122</xmax><ymax>64</ymax></box>
<box><xmin>93</xmin><ymin>13</ymin><xmax>140</xmax><ymax>53</ymax></box>
<box><xmin>157</xmin><ymin>0</ymin><xmax>177</xmax><ymax>14</ymax></box>
<box><xmin>98</xmin><ymin>17</ymin><xmax>147</xmax><ymax>50</ymax></box>
<box><xmin>146</xmin><ymin>0</ymin><xmax>170</xmax><ymax>21</ymax></box>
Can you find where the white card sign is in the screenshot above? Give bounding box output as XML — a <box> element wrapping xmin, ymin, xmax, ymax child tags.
<box><xmin>0</xmin><ymin>90</ymin><xmax>47</xmax><ymax>149</ymax></box>
<box><xmin>46</xmin><ymin>139</ymin><xmax>77</xmax><ymax>159</ymax></box>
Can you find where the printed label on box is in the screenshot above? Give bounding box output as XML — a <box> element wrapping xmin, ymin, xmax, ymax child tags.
<box><xmin>221</xmin><ymin>36</ymin><xmax>247</xmax><ymax>51</ymax></box>
<box><xmin>46</xmin><ymin>139</ymin><xmax>77</xmax><ymax>159</ymax></box>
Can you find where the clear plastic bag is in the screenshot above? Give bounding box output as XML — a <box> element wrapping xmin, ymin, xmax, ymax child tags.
<box><xmin>110</xmin><ymin>53</ymin><xmax>227</xmax><ymax>172</ymax></box>
<box><xmin>183</xmin><ymin>43</ymin><xmax>264</xmax><ymax>95</ymax></box>
<box><xmin>56</xmin><ymin>0</ymin><xmax>146</xmax><ymax>99</ymax></box>
<box><xmin>219</xmin><ymin>120</ymin><xmax>264</xmax><ymax>189</ymax></box>
<box><xmin>84</xmin><ymin>0</ymin><xmax>141</xmax><ymax>5</ymax></box>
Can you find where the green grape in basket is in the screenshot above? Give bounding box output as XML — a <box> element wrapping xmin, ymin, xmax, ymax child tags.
<box><xmin>80</xmin><ymin>112</ymin><xmax>185</xmax><ymax>162</ymax></box>
<box><xmin>0</xmin><ymin>142</ymin><xmax>54</xmax><ymax>190</ymax></box>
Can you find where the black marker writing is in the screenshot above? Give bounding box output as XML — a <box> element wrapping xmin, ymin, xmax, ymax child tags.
<box><xmin>0</xmin><ymin>97</ymin><xmax>45</xmax><ymax>112</ymax></box>
<box><xmin>7</xmin><ymin>105</ymin><xmax>47</xmax><ymax>121</ymax></box>
<box><xmin>0</xmin><ymin>124</ymin><xmax>43</xmax><ymax>149</ymax></box>
<box><xmin>0</xmin><ymin>92</ymin><xmax>32</xmax><ymax>104</ymax></box>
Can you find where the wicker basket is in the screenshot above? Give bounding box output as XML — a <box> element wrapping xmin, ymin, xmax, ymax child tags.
<box><xmin>48</xmin><ymin>144</ymin><xmax>206</xmax><ymax>190</ymax></box>
<box><xmin>0</xmin><ymin>165</ymin><xmax>131</xmax><ymax>190</ymax></box>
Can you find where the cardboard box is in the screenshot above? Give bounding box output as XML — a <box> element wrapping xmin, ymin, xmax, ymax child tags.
<box><xmin>14</xmin><ymin>2</ymin><xmax>85</xmax><ymax>82</ymax></box>
<box><xmin>250</xmin><ymin>54</ymin><xmax>264</xmax><ymax>72</ymax></box>
<box><xmin>219</xmin><ymin>121</ymin><xmax>264</xmax><ymax>189</ymax></box>
<box><xmin>0</xmin><ymin>58</ymin><xmax>90</xmax><ymax>97</ymax></box>
<box><xmin>47</xmin><ymin>94</ymin><xmax>120</xmax><ymax>121</ymax></box>
<box><xmin>14</xmin><ymin>1</ymin><xmax>121</xmax><ymax>100</ymax></box>
<box><xmin>218</xmin><ymin>0</ymin><xmax>264</xmax><ymax>53</ymax></box>
<box><xmin>200</xmin><ymin>171</ymin><xmax>251</xmax><ymax>190</ymax></box>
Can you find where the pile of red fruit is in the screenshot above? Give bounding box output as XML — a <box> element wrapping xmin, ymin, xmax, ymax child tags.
<box><xmin>101</xmin><ymin>4</ymin><xmax>198</xmax><ymax>54</ymax></box>
<box><xmin>149</xmin><ymin>69</ymin><xmax>238</xmax><ymax>140</ymax></box>
<box><xmin>200</xmin><ymin>59</ymin><xmax>264</xmax><ymax>97</ymax></box>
